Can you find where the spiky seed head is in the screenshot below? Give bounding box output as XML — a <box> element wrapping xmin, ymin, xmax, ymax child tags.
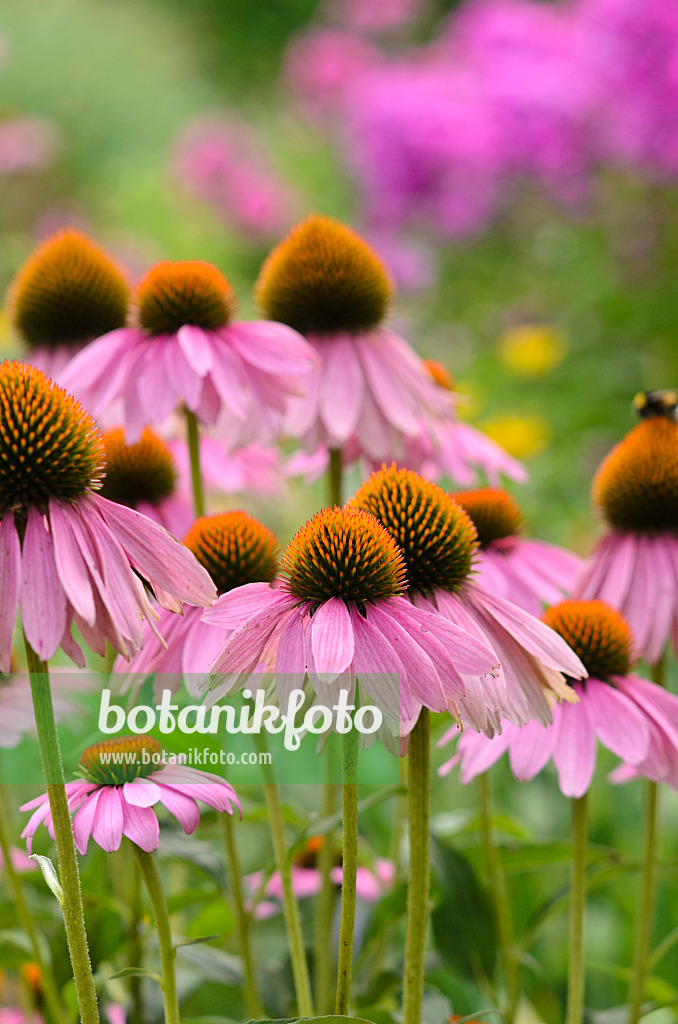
<box><xmin>451</xmin><ymin>488</ymin><xmax>523</xmax><ymax>549</ymax></box>
<box><xmin>184</xmin><ymin>511</ymin><xmax>279</xmax><ymax>595</ymax></box>
<box><xmin>542</xmin><ymin>600</ymin><xmax>633</xmax><ymax>681</ymax></box>
<box><xmin>134</xmin><ymin>260</ymin><xmax>236</xmax><ymax>336</ymax></box>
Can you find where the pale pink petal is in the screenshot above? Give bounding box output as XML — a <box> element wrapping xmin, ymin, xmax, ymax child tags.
<box><xmin>177</xmin><ymin>325</ymin><xmax>214</xmax><ymax>375</ymax></box>
<box><xmin>318</xmin><ymin>335</ymin><xmax>364</xmax><ymax>442</ymax></box>
<box><xmin>366</xmin><ymin>603</ymin><xmax>450</xmax><ymax>713</ymax></box>
<box><xmin>155</xmin><ymin>787</ymin><xmax>201</xmax><ymax>834</ymax></box>
<box><xmin>227</xmin><ymin>321</ymin><xmax>318</xmax><ymax>374</ymax></box>
<box><xmin>123</xmin><ymin>780</ymin><xmax>162</xmax><ymax>807</ymax></box>
<box><xmin>206</xmin><ymin>341</ymin><xmax>248</xmax><ymax>420</ymax></box>
<box><xmin>48</xmin><ymin>500</ymin><xmax>96</xmax><ymax>624</ymax></box>
<box><xmin>553</xmin><ymin>689</ymin><xmax>596</xmax><ymax>798</ymax></box>
<box><xmin>355</xmin><ymin>333</ymin><xmax>421</xmax><ymax>435</ymax></box>
<box><xmin>20</xmin><ymin>507</ymin><xmax>67</xmax><ymax>661</ymax></box>
<box><xmin>121</xmin><ymin>800</ymin><xmax>160</xmax><ymax>851</ymax></box>
<box><xmin>0</xmin><ymin>515</ymin><xmax>21</xmax><ymax>672</ymax></box>
<box><xmin>454</xmin><ymin>728</ymin><xmax>513</xmax><ymax>784</ymax></box>
<box><xmin>507</xmin><ymin>719</ymin><xmax>556</xmax><ymax>780</ymax></box>
<box><xmin>350</xmin><ymin>605</ymin><xmax>413</xmax><ymax>722</ymax></box>
<box><xmin>311</xmin><ymin>597</ymin><xmax>355</xmax><ymax>682</ymax></box>
<box><xmin>585</xmin><ymin>678</ymin><xmax>650</xmax><ymax>765</ymax></box>
<box><xmin>203</xmin><ymin>582</ymin><xmax>287</xmax><ymax>629</ymax></box>
<box><xmin>72</xmin><ymin>789</ymin><xmax>102</xmax><ymax>856</ymax></box>
<box><xmin>91</xmin><ymin>786</ymin><xmax>125</xmax><ymax>852</ymax></box>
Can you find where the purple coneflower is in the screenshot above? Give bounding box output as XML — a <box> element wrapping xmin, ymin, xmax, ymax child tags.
<box><xmin>351</xmin><ymin>465</ymin><xmax>585</xmax><ymax>736</ymax></box>
<box><xmin>439</xmin><ymin>600</ymin><xmax>678</xmax><ymax>797</ymax></box>
<box><xmin>61</xmin><ymin>259</ymin><xmax>318</xmax><ymax>446</ymax></box>
<box><xmin>452</xmin><ymin>486</ymin><xmax>581</xmax><ymax>616</ymax></box>
<box><xmin>0</xmin><ymin>361</ymin><xmax>216</xmax><ymax>669</ymax></box>
<box><xmin>202</xmin><ymin>505</ymin><xmax>498</xmax><ymax>733</ymax></box>
<box><xmin>7</xmin><ymin>229</ymin><xmax>129</xmax><ymax>380</ymax></box>
<box><xmin>21</xmin><ymin>735</ymin><xmax>240</xmax><ymax>855</ymax></box>
<box><xmin>575</xmin><ymin>410</ymin><xmax>678</xmax><ymax>663</ymax></box>
<box><xmin>256</xmin><ymin>215</ymin><xmax>523</xmax><ymax>483</ymax></box>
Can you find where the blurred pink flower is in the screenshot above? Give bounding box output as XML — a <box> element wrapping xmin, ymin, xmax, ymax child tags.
<box><xmin>0</xmin><ymin>845</ymin><xmax>36</xmax><ymax>874</ymax></box>
<box><xmin>168</xmin><ymin>434</ymin><xmax>285</xmax><ymax>499</ymax></box>
<box><xmin>245</xmin><ymin>856</ymin><xmax>395</xmax><ymax>919</ymax></box>
<box><xmin>284</xmin><ymin>29</ymin><xmax>381</xmax><ymax>122</ymax></box>
<box><xmin>171</xmin><ymin>115</ymin><xmax>296</xmax><ymax>239</ymax></box>
<box><xmin>0</xmin><ymin>116</ymin><xmax>57</xmax><ymax>175</ymax></box>
<box><xmin>21</xmin><ymin>737</ymin><xmax>240</xmax><ymax>855</ymax></box>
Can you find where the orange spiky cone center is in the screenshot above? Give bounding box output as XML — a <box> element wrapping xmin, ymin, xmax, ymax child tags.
<box><xmin>134</xmin><ymin>260</ymin><xmax>236</xmax><ymax>335</ymax></box>
<box><xmin>280</xmin><ymin>505</ymin><xmax>407</xmax><ymax>605</ymax></box>
<box><xmin>351</xmin><ymin>464</ymin><xmax>478</xmax><ymax>593</ymax></box>
<box><xmin>8</xmin><ymin>228</ymin><xmax>129</xmax><ymax>351</ymax></box>
<box><xmin>452</xmin><ymin>487</ymin><xmax>523</xmax><ymax>549</ymax></box>
<box><xmin>255</xmin><ymin>214</ymin><xmax>393</xmax><ymax>336</ymax></box>
<box><xmin>0</xmin><ymin>361</ymin><xmax>104</xmax><ymax>514</ymax></box>
<box><xmin>78</xmin><ymin>735</ymin><xmax>164</xmax><ymax>785</ymax></box>
<box><xmin>100</xmin><ymin>427</ymin><xmax>177</xmax><ymax>509</ymax></box>
<box><xmin>593</xmin><ymin>418</ymin><xmax>678</xmax><ymax>534</ymax></box>
<box><xmin>542</xmin><ymin>600</ymin><xmax>633</xmax><ymax>680</ymax></box>
<box><xmin>184</xmin><ymin>511</ymin><xmax>279</xmax><ymax>595</ymax></box>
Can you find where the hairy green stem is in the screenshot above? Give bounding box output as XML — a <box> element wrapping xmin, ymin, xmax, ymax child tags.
<box><xmin>566</xmin><ymin>793</ymin><xmax>589</xmax><ymax>1024</ymax></box>
<box><xmin>0</xmin><ymin>791</ymin><xmax>65</xmax><ymax>1024</ymax></box>
<box><xmin>254</xmin><ymin>734</ymin><xmax>314</xmax><ymax>1016</ymax></box>
<box><xmin>185</xmin><ymin>406</ymin><xmax>205</xmax><ymax>518</ymax></box>
<box><xmin>627</xmin><ymin>780</ymin><xmax>660</xmax><ymax>1024</ymax></box>
<box><xmin>223</xmin><ymin>814</ymin><xmax>264</xmax><ymax>1018</ymax></box>
<box><xmin>24</xmin><ymin>637</ymin><xmax>100</xmax><ymax>1024</ymax></box>
<box><xmin>478</xmin><ymin>771</ymin><xmax>519</xmax><ymax>1022</ymax></box>
<box><xmin>126</xmin><ymin>851</ymin><xmax>144</xmax><ymax>1024</ymax></box>
<box><xmin>402</xmin><ymin>709</ymin><xmax>431</xmax><ymax>1024</ymax></box>
<box><xmin>314</xmin><ymin>748</ymin><xmax>338</xmax><ymax>1014</ymax></box>
<box><xmin>132</xmin><ymin>845</ymin><xmax>180</xmax><ymax>1024</ymax></box>
<box><xmin>335</xmin><ymin>722</ymin><xmax>360</xmax><ymax>1015</ymax></box>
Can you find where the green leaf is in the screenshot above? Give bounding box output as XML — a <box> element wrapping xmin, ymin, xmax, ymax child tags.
<box><xmin>174</xmin><ymin>934</ymin><xmax>223</xmax><ymax>949</ymax></box>
<box><xmin>185</xmin><ymin>898</ymin><xmax>235</xmax><ymax>942</ymax></box>
<box><xmin>430</xmin><ymin>838</ymin><xmax>498</xmax><ymax>984</ymax></box>
<box><xmin>177</xmin><ymin>942</ymin><xmax>242</xmax><ymax>984</ymax></box>
<box><xmin>108</xmin><ymin>967</ymin><xmax>162</xmax><ymax>983</ymax></box>
<box><xmin>0</xmin><ymin>929</ymin><xmax>36</xmax><ymax>969</ymax></box>
<box><xmin>245</xmin><ymin>1017</ymin><xmax>381</xmax><ymax>1024</ymax></box>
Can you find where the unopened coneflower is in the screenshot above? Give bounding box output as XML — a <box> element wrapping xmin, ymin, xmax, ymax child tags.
<box><xmin>101</xmin><ymin>426</ymin><xmax>192</xmax><ymax>538</ymax></box>
<box><xmin>21</xmin><ymin>735</ymin><xmax>239</xmax><ymax>1024</ymax></box>
<box><xmin>256</xmin><ymin>215</ymin><xmax>524</xmax><ymax>484</ymax></box>
<box><xmin>575</xmin><ymin>408</ymin><xmax>678</xmax><ymax>663</ymax></box>
<box><xmin>61</xmin><ymin>258</ymin><xmax>318</xmax><ymax>447</ymax></box>
<box><xmin>117</xmin><ymin>510</ymin><xmax>280</xmax><ymax>691</ymax></box>
<box><xmin>452</xmin><ymin>487</ymin><xmax>581</xmax><ymax>616</ymax></box>
<box><xmin>7</xmin><ymin>229</ymin><xmax>129</xmax><ymax>379</ymax></box>
<box><xmin>0</xmin><ymin>361</ymin><xmax>216</xmax><ymax>669</ymax></box>
<box><xmin>352</xmin><ymin>465</ymin><xmax>585</xmax><ymax>735</ymax></box>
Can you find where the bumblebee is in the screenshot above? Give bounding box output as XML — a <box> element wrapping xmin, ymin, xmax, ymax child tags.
<box><xmin>632</xmin><ymin>390</ymin><xmax>678</xmax><ymax>421</ymax></box>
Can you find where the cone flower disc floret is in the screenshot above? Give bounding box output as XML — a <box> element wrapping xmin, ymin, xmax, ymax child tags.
<box><xmin>7</xmin><ymin>229</ymin><xmax>129</xmax><ymax>379</ymax></box>
<box><xmin>202</xmin><ymin>505</ymin><xmax>499</xmax><ymax>735</ymax></box>
<box><xmin>20</xmin><ymin>734</ymin><xmax>240</xmax><ymax>854</ymax></box>
<box><xmin>117</xmin><ymin>511</ymin><xmax>280</xmax><ymax>690</ymax></box>
<box><xmin>576</xmin><ymin>416</ymin><xmax>678</xmax><ymax>662</ymax></box>
<box><xmin>452</xmin><ymin>487</ymin><xmax>582</xmax><ymax>616</ymax></box>
<box><xmin>352</xmin><ymin>465</ymin><xmax>585</xmax><ymax>735</ymax></box>
<box><xmin>257</xmin><ymin>215</ymin><xmax>525</xmax><ymax>483</ymax></box>
<box><xmin>61</xmin><ymin>259</ymin><xmax>319</xmax><ymax>446</ymax></box>
<box><xmin>441</xmin><ymin>600</ymin><xmax>678</xmax><ymax>796</ymax></box>
<box><xmin>0</xmin><ymin>362</ymin><xmax>216</xmax><ymax>669</ymax></box>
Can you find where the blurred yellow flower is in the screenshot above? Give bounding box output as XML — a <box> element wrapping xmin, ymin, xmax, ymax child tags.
<box><xmin>481</xmin><ymin>413</ymin><xmax>552</xmax><ymax>459</ymax></box>
<box><xmin>497</xmin><ymin>324</ymin><xmax>567</xmax><ymax>377</ymax></box>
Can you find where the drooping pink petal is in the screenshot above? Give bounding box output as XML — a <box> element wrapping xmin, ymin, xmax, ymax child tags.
<box><xmin>123</xmin><ymin>780</ymin><xmax>162</xmax><ymax>807</ymax></box>
<box><xmin>311</xmin><ymin>597</ymin><xmax>355</xmax><ymax>682</ymax></box>
<box><xmin>0</xmin><ymin>514</ymin><xmax>21</xmax><ymax>673</ymax></box>
<box><xmin>20</xmin><ymin>507</ymin><xmax>67</xmax><ymax>662</ymax></box>
<box><xmin>202</xmin><ymin>582</ymin><xmax>287</xmax><ymax>629</ymax></box>
<box><xmin>177</xmin><ymin>325</ymin><xmax>214</xmax><ymax>376</ymax></box>
<box><xmin>552</xmin><ymin>688</ymin><xmax>596</xmax><ymax>798</ymax></box>
<box><xmin>90</xmin><ymin>786</ymin><xmax>125</xmax><ymax>852</ymax></box>
<box><xmin>48</xmin><ymin>500</ymin><xmax>96</xmax><ymax>624</ymax></box>
<box><xmin>227</xmin><ymin>321</ymin><xmax>318</xmax><ymax>375</ymax></box>
<box><xmin>121</xmin><ymin>800</ymin><xmax>160</xmax><ymax>852</ymax></box>
<box><xmin>155</xmin><ymin>787</ymin><xmax>201</xmax><ymax>834</ymax></box>
<box><xmin>366</xmin><ymin>603</ymin><xmax>450</xmax><ymax>713</ymax></box>
<box><xmin>318</xmin><ymin>335</ymin><xmax>364</xmax><ymax>442</ymax></box>
<box><xmin>585</xmin><ymin>678</ymin><xmax>650</xmax><ymax>765</ymax></box>
<box><xmin>507</xmin><ymin>719</ymin><xmax>555</xmax><ymax>780</ymax></box>
<box><xmin>350</xmin><ymin>605</ymin><xmax>413</xmax><ymax>723</ymax></box>
<box><xmin>72</xmin><ymin>789</ymin><xmax>102</xmax><ymax>856</ymax></box>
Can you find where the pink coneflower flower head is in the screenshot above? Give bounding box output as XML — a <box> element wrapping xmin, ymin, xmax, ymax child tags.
<box><xmin>6</xmin><ymin>229</ymin><xmax>129</xmax><ymax>380</ymax></box>
<box><xmin>117</xmin><ymin>511</ymin><xmax>280</xmax><ymax>689</ymax></box>
<box><xmin>61</xmin><ymin>259</ymin><xmax>318</xmax><ymax>446</ymax></box>
<box><xmin>351</xmin><ymin>465</ymin><xmax>585</xmax><ymax>735</ymax></box>
<box><xmin>169</xmin><ymin>433</ymin><xmax>285</xmax><ymax>499</ymax></box>
<box><xmin>203</xmin><ymin>505</ymin><xmax>498</xmax><ymax>735</ymax></box>
<box><xmin>257</xmin><ymin>215</ymin><xmax>488</xmax><ymax>472</ymax></box>
<box><xmin>452</xmin><ymin>486</ymin><xmax>582</xmax><ymax>616</ymax></box>
<box><xmin>575</xmin><ymin>405</ymin><xmax>678</xmax><ymax>663</ymax></box>
<box><xmin>21</xmin><ymin>734</ymin><xmax>240</xmax><ymax>855</ymax></box>
<box><xmin>0</xmin><ymin>362</ymin><xmax>216</xmax><ymax>668</ymax></box>
<box><xmin>441</xmin><ymin>599</ymin><xmax>678</xmax><ymax>797</ymax></box>
<box><xmin>245</xmin><ymin>833</ymin><xmax>395</xmax><ymax>918</ymax></box>
<box><xmin>100</xmin><ymin>426</ymin><xmax>192</xmax><ymax>539</ymax></box>
<box><xmin>0</xmin><ymin>660</ymin><xmax>92</xmax><ymax>748</ymax></box>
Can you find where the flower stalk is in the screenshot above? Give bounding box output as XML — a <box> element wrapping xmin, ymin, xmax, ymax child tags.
<box><xmin>335</xmin><ymin>717</ymin><xmax>360</xmax><ymax>1015</ymax></box>
<box><xmin>185</xmin><ymin>405</ymin><xmax>205</xmax><ymax>518</ymax></box>
<box><xmin>24</xmin><ymin>636</ymin><xmax>100</xmax><ymax>1024</ymax></box>
<box><xmin>131</xmin><ymin>844</ymin><xmax>180</xmax><ymax>1024</ymax></box>
<box><xmin>566</xmin><ymin>792</ymin><xmax>589</xmax><ymax>1024</ymax></box>
<box><xmin>402</xmin><ymin>708</ymin><xmax>431</xmax><ymax>1024</ymax></box>
<box><xmin>223</xmin><ymin>813</ymin><xmax>264</xmax><ymax>1019</ymax></box>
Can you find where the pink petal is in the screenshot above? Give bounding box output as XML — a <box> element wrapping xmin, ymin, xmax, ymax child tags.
<box><xmin>227</xmin><ymin>321</ymin><xmax>318</xmax><ymax>374</ymax></box>
<box><xmin>586</xmin><ymin>678</ymin><xmax>650</xmax><ymax>764</ymax></box>
<box><xmin>318</xmin><ymin>336</ymin><xmax>364</xmax><ymax>442</ymax></box>
<box><xmin>155</xmin><ymin>786</ymin><xmax>201</xmax><ymax>834</ymax></box>
<box><xmin>507</xmin><ymin>719</ymin><xmax>555</xmax><ymax>780</ymax></box>
<box><xmin>121</xmin><ymin>800</ymin><xmax>160</xmax><ymax>851</ymax></box>
<box><xmin>72</xmin><ymin>789</ymin><xmax>102</xmax><ymax>856</ymax></box>
<box><xmin>202</xmin><ymin>582</ymin><xmax>285</xmax><ymax>629</ymax></box>
<box><xmin>455</xmin><ymin>728</ymin><xmax>513</xmax><ymax>784</ymax></box>
<box><xmin>123</xmin><ymin>780</ymin><xmax>162</xmax><ymax>807</ymax></box>
<box><xmin>48</xmin><ymin>500</ymin><xmax>96</xmax><ymax>624</ymax></box>
<box><xmin>177</xmin><ymin>325</ymin><xmax>214</xmax><ymax>375</ymax></box>
<box><xmin>0</xmin><ymin>514</ymin><xmax>21</xmax><ymax>672</ymax></box>
<box><xmin>311</xmin><ymin>597</ymin><xmax>355</xmax><ymax>682</ymax></box>
<box><xmin>20</xmin><ymin>507</ymin><xmax>67</xmax><ymax>661</ymax></box>
<box><xmin>207</xmin><ymin>341</ymin><xmax>248</xmax><ymax>420</ymax></box>
<box><xmin>91</xmin><ymin>786</ymin><xmax>125</xmax><ymax>852</ymax></box>
<box><xmin>552</xmin><ymin>689</ymin><xmax>596</xmax><ymax>798</ymax></box>
<box><xmin>350</xmin><ymin>605</ymin><xmax>412</xmax><ymax>723</ymax></box>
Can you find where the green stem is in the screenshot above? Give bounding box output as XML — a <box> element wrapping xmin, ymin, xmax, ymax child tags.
<box><xmin>402</xmin><ymin>709</ymin><xmax>431</xmax><ymax>1024</ymax></box>
<box><xmin>185</xmin><ymin>406</ymin><xmax>205</xmax><ymax>518</ymax></box>
<box><xmin>328</xmin><ymin>447</ymin><xmax>343</xmax><ymax>506</ymax></box>
<box><xmin>254</xmin><ymin>734</ymin><xmax>314</xmax><ymax>1017</ymax></box>
<box><xmin>126</xmin><ymin>853</ymin><xmax>144</xmax><ymax>1024</ymax></box>
<box><xmin>0</xmin><ymin>790</ymin><xmax>65</xmax><ymax>1024</ymax></box>
<box><xmin>627</xmin><ymin>781</ymin><xmax>660</xmax><ymax>1024</ymax></box>
<box><xmin>222</xmin><ymin>814</ymin><xmax>264</xmax><ymax>1019</ymax></box>
<box><xmin>628</xmin><ymin>654</ymin><xmax>665</xmax><ymax>1024</ymax></box>
<box><xmin>24</xmin><ymin>637</ymin><xmax>100</xmax><ymax>1024</ymax></box>
<box><xmin>131</xmin><ymin>845</ymin><xmax>180</xmax><ymax>1024</ymax></box>
<box><xmin>335</xmin><ymin>722</ymin><xmax>359</xmax><ymax>1016</ymax></box>
<box><xmin>566</xmin><ymin>793</ymin><xmax>589</xmax><ymax>1024</ymax></box>
<box><xmin>314</xmin><ymin>747</ymin><xmax>338</xmax><ymax>1015</ymax></box>
<box><xmin>478</xmin><ymin>772</ymin><xmax>519</xmax><ymax>1022</ymax></box>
